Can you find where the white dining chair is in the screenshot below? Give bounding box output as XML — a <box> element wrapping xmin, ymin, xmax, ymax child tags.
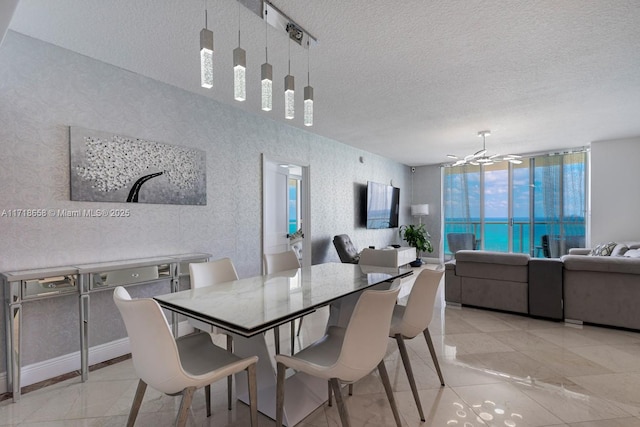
<box><xmin>188</xmin><ymin>258</ymin><xmax>239</xmax><ymax>409</ymax></box>
<box><xmin>389</xmin><ymin>268</ymin><xmax>445</xmax><ymax>421</ymax></box>
<box><xmin>263</xmin><ymin>250</ymin><xmax>301</xmax><ymax>355</ymax></box>
<box><xmin>113</xmin><ymin>286</ymin><xmax>258</xmax><ymax>427</ymax></box>
<box><xmin>275</xmin><ymin>287</ymin><xmax>403</xmax><ymax>427</ymax></box>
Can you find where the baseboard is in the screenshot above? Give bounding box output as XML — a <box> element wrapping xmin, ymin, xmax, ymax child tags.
<box><xmin>1</xmin><ymin>321</ymin><xmax>194</xmax><ymax>394</ymax></box>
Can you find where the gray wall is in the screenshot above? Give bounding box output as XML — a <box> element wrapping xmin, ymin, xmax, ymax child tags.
<box><xmin>0</xmin><ymin>32</ymin><xmax>411</xmax><ymax>381</ymax></box>
<box><xmin>591</xmin><ymin>137</ymin><xmax>640</xmax><ymax>244</ymax></box>
<box><xmin>410</xmin><ymin>165</ymin><xmax>443</xmax><ymax>261</ymax></box>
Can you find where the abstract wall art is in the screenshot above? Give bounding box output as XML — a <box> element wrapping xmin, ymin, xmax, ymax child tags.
<box><xmin>70</xmin><ymin>127</ymin><xmax>206</xmax><ymax>205</ymax></box>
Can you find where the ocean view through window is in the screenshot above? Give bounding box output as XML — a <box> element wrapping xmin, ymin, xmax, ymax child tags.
<box><xmin>444</xmin><ymin>150</ymin><xmax>587</xmax><ymax>258</ymax></box>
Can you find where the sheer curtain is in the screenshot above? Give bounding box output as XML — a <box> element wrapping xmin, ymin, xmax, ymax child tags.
<box><xmin>444</xmin><ymin>150</ymin><xmax>586</xmax><ymax>258</ymax></box>
<box><xmin>444</xmin><ymin>164</ymin><xmax>480</xmax><ymax>256</ymax></box>
<box><xmin>535</xmin><ymin>151</ymin><xmax>587</xmax><ymax>256</ymax></box>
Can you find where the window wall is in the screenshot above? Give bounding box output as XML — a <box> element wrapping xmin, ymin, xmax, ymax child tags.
<box><xmin>443</xmin><ymin>150</ymin><xmax>587</xmax><ymax>258</ymax></box>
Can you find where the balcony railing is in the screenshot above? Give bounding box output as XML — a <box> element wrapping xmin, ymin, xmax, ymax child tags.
<box><xmin>444</xmin><ymin>219</ymin><xmax>585</xmax><ymax>258</ymax></box>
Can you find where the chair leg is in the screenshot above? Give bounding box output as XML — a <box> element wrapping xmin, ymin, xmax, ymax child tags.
<box><xmin>291</xmin><ymin>320</ymin><xmax>296</xmax><ymax>355</ymax></box>
<box><xmin>348</xmin><ymin>383</ymin><xmax>353</xmax><ymax>396</ymax></box>
<box><xmin>226</xmin><ymin>334</ymin><xmax>233</xmax><ymax>410</ymax></box>
<box><xmin>126</xmin><ymin>379</ymin><xmax>147</xmax><ymax>427</ymax></box>
<box><xmin>175</xmin><ymin>386</ymin><xmax>196</xmax><ymax>427</ymax></box>
<box><xmin>247</xmin><ymin>363</ymin><xmax>258</xmax><ymax>427</ymax></box>
<box><xmin>329</xmin><ymin>378</ymin><xmax>351</xmax><ymax>427</ymax></box>
<box><xmin>327</xmin><ymin>381</ymin><xmax>332</xmax><ymax>407</ymax></box>
<box><xmin>423</xmin><ymin>328</ymin><xmax>445</xmax><ymax>386</ymax></box>
<box><xmin>296</xmin><ymin>315</ymin><xmax>304</xmax><ymax>336</ymax></box>
<box><xmin>274</xmin><ymin>327</ymin><xmax>281</xmax><ymax>355</ymax></box>
<box><xmin>205</xmin><ymin>385</ymin><xmax>211</xmax><ymax>417</ymax></box>
<box><xmin>377</xmin><ymin>361</ymin><xmax>402</xmax><ymax>427</ymax></box>
<box><xmin>395</xmin><ymin>334</ymin><xmax>425</xmax><ymax>421</ymax></box>
<box><xmin>276</xmin><ymin>362</ymin><xmax>286</xmax><ymax>427</ymax></box>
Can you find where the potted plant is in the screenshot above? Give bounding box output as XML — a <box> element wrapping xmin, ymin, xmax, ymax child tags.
<box><xmin>399</xmin><ymin>223</ymin><xmax>433</xmax><ymax>267</ymax></box>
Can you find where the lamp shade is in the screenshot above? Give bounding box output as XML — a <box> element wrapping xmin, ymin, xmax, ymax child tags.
<box><xmin>411</xmin><ymin>204</ymin><xmax>429</xmax><ymax>216</ymax></box>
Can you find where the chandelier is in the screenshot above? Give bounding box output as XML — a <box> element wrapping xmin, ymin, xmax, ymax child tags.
<box><xmin>447</xmin><ymin>131</ymin><xmax>522</xmax><ymax>166</ymax></box>
<box><xmin>199</xmin><ymin>0</ymin><xmax>317</xmax><ymax>126</ymax></box>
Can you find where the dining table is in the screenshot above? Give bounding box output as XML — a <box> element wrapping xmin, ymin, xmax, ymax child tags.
<box><xmin>154</xmin><ymin>262</ymin><xmax>412</xmax><ymax>426</ymax></box>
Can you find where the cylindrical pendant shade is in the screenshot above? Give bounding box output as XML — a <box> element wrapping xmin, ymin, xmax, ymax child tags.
<box><xmin>303</xmin><ymin>85</ymin><xmax>313</xmax><ymax>126</ymax></box>
<box><xmin>261</xmin><ymin>62</ymin><xmax>273</xmax><ymax>111</ymax></box>
<box><xmin>233</xmin><ymin>47</ymin><xmax>246</xmax><ymax>101</ymax></box>
<box><xmin>200</xmin><ymin>28</ymin><xmax>214</xmax><ymax>89</ymax></box>
<box><xmin>284</xmin><ymin>74</ymin><xmax>295</xmax><ymax>119</ymax></box>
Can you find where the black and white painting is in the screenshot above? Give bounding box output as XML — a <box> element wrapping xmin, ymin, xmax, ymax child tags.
<box><xmin>70</xmin><ymin>127</ymin><xmax>206</xmax><ymax>205</ymax></box>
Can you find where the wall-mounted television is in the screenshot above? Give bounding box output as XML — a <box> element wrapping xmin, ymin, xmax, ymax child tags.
<box><xmin>366</xmin><ymin>181</ymin><xmax>400</xmax><ymax>229</ymax></box>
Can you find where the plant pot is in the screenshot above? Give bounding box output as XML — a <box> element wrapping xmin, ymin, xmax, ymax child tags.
<box><xmin>409</xmin><ymin>258</ymin><xmax>423</xmax><ymax>267</ymax></box>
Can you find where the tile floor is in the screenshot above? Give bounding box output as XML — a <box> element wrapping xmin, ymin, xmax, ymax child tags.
<box><xmin>2</xmin><ymin>271</ymin><xmax>640</xmax><ymax>426</ymax></box>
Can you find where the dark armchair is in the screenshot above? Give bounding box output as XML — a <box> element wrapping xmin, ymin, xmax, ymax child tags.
<box><xmin>333</xmin><ymin>234</ymin><xmax>360</xmax><ymax>264</ymax></box>
<box><xmin>447</xmin><ymin>233</ymin><xmax>478</xmax><ymax>258</ymax></box>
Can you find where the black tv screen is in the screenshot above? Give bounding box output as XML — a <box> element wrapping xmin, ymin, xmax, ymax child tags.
<box><xmin>366</xmin><ymin>181</ymin><xmax>400</xmax><ymax>229</ymax></box>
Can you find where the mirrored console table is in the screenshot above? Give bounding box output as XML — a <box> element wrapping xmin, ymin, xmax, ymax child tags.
<box><xmin>2</xmin><ymin>252</ymin><xmax>210</xmax><ymax>402</ymax></box>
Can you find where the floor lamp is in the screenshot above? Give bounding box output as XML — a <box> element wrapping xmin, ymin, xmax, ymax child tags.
<box><xmin>410</xmin><ymin>204</ymin><xmax>429</xmax><ymax>225</ymax></box>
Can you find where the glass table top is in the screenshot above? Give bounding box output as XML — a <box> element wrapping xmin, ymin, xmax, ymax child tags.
<box><xmin>154</xmin><ymin>262</ymin><xmax>411</xmax><ymax>336</ymax></box>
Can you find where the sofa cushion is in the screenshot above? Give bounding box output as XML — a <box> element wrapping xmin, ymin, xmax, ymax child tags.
<box><xmin>455</xmin><ymin>251</ymin><xmax>529</xmax><ymax>283</ymax></box>
<box><xmin>562</xmin><ymin>254</ymin><xmax>640</xmax><ymax>274</ymax></box>
<box><xmin>455</xmin><ymin>250</ymin><xmax>530</xmax><ymax>265</ymax></box>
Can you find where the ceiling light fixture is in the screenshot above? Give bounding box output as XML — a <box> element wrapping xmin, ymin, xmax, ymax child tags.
<box><xmin>448</xmin><ymin>131</ymin><xmax>523</xmax><ymax>166</ymax></box>
<box><xmin>199</xmin><ymin>1</ymin><xmax>213</xmax><ymax>89</ymax></box>
<box><xmin>303</xmin><ymin>40</ymin><xmax>313</xmax><ymax>127</ymax></box>
<box><xmin>261</xmin><ymin>8</ymin><xmax>272</xmax><ymax>111</ymax></box>
<box><xmin>284</xmin><ymin>37</ymin><xmax>295</xmax><ymax>119</ymax></box>
<box><xmin>233</xmin><ymin>3</ymin><xmax>246</xmax><ymax>101</ymax></box>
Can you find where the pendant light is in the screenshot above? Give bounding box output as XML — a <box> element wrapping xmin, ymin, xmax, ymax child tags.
<box><xmin>261</xmin><ymin>8</ymin><xmax>272</xmax><ymax>111</ymax></box>
<box><xmin>284</xmin><ymin>39</ymin><xmax>295</xmax><ymax>119</ymax></box>
<box><xmin>233</xmin><ymin>2</ymin><xmax>246</xmax><ymax>101</ymax></box>
<box><xmin>199</xmin><ymin>2</ymin><xmax>213</xmax><ymax>89</ymax></box>
<box><xmin>303</xmin><ymin>40</ymin><xmax>313</xmax><ymax>126</ymax></box>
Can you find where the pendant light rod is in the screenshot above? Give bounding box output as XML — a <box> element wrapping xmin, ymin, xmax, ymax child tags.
<box><xmin>199</xmin><ymin>0</ymin><xmax>213</xmax><ymax>89</ymax></box>
<box><xmin>260</xmin><ymin>4</ymin><xmax>272</xmax><ymax>111</ymax></box>
<box><xmin>233</xmin><ymin>1</ymin><xmax>246</xmax><ymax>101</ymax></box>
<box><xmin>303</xmin><ymin>39</ymin><xmax>313</xmax><ymax>127</ymax></box>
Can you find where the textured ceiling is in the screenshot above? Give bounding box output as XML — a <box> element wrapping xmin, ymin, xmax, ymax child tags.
<box><xmin>8</xmin><ymin>0</ymin><xmax>640</xmax><ymax>166</ymax></box>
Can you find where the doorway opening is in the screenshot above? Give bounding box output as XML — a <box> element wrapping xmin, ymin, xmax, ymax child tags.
<box><xmin>262</xmin><ymin>155</ymin><xmax>311</xmax><ymax>271</ymax></box>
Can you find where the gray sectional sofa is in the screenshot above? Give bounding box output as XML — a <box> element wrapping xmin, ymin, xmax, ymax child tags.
<box><xmin>562</xmin><ymin>241</ymin><xmax>640</xmax><ymax>330</ymax></box>
<box><xmin>445</xmin><ymin>242</ymin><xmax>640</xmax><ymax>329</ymax></box>
<box><xmin>445</xmin><ymin>250</ymin><xmax>563</xmax><ymax>319</ymax></box>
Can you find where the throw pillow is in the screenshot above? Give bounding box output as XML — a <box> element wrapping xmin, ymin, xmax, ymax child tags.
<box><xmin>590</xmin><ymin>242</ymin><xmax>617</xmax><ymax>256</ymax></box>
<box><xmin>623</xmin><ymin>249</ymin><xmax>640</xmax><ymax>258</ymax></box>
<box><xmin>611</xmin><ymin>243</ymin><xmax>629</xmax><ymax>257</ymax></box>
<box><xmin>599</xmin><ymin>242</ymin><xmax>617</xmax><ymax>256</ymax></box>
<box><xmin>589</xmin><ymin>243</ymin><xmax>602</xmax><ymax>256</ymax></box>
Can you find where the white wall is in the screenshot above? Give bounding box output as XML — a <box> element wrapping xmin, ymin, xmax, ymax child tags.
<box><xmin>591</xmin><ymin>136</ymin><xmax>640</xmax><ymax>244</ymax></box>
<box><xmin>0</xmin><ymin>31</ymin><xmax>411</xmax><ymax>383</ymax></box>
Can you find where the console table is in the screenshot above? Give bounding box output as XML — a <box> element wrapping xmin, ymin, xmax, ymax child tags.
<box><xmin>359</xmin><ymin>246</ymin><xmax>417</xmax><ymax>267</ymax></box>
<box><xmin>2</xmin><ymin>252</ymin><xmax>210</xmax><ymax>402</ymax></box>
